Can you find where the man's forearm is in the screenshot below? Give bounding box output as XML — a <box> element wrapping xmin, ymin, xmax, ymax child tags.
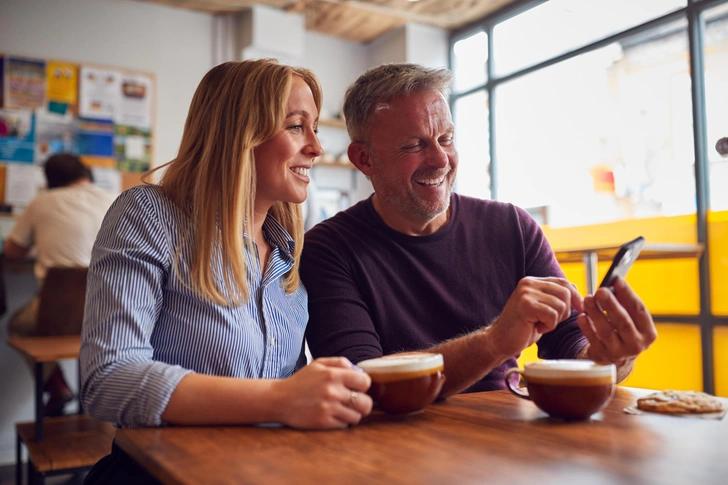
<box><xmin>424</xmin><ymin>326</ymin><xmax>511</xmax><ymax>398</ymax></box>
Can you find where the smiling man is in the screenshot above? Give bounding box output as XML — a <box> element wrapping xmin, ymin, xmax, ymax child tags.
<box><xmin>300</xmin><ymin>63</ymin><xmax>657</xmax><ymax>398</ymax></box>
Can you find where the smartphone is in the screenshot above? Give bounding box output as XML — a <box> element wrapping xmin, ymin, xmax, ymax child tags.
<box><xmin>599</xmin><ymin>236</ymin><xmax>645</xmax><ymax>290</ymax></box>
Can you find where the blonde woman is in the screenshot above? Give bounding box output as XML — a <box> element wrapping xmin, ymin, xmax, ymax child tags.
<box><xmin>81</xmin><ymin>60</ymin><xmax>372</xmax><ymax>483</ymax></box>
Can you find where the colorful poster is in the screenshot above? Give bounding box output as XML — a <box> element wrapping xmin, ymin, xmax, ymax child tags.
<box><xmin>119</xmin><ymin>73</ymin><xmax>152</xmax><ymax>129</ymax></box>
<box><xmin>34</xmin><ymin>111</ymin><xmax>76</xmax><ymax>163</ymax></box>
<box><xmin>5</xmin><ymin>57</ymin><xmax>46</xmax><ymax>110</ymax></box>
<box><xmin>115</xmin><ymin>124</ymin><xmax>151</xmax><ymax>172</ymax></box>
<box><xmin>46</xmin><ymin>61</ymin><xmax>78</xmax><ymax>105</ymax></box>
<box><xmin>79</xmin><ymin>66</ymin><xmax>121</xmax><ymax>120</ymax></box>
<box><xmin>77</xmin><ymin>117</ymin><xmax>114</xmax><ymax>159</ymax></box>
<box><xmin>0</xmin><ymin>109</ymin><xmax>35</xmax><ymax>163</ymax></box>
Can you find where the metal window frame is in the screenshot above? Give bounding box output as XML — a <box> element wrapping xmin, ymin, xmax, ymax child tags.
<box><xmin>449</xmin><ymin>0</ymin><xmax>728</xmax><ymax>394</ymax></box>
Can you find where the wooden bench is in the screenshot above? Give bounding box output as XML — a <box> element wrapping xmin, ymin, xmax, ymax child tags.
<box><xmin>16</xmin><ymin>415</ymin><xmax>114</xmax><ymax>483</ymax></box>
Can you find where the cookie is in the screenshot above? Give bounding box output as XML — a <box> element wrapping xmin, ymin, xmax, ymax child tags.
<box><xmin>636</xmin><ymin>390</ymin><xmax>725</xmax><ymax>414</ymax></box>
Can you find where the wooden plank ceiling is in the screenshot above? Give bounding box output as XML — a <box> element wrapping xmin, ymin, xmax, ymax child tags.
<box><xmin>137</xmin><ymin>0</ymin><xmax>516</xmax><ymax>42</ymax></box>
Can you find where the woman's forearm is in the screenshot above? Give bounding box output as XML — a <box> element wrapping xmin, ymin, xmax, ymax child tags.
<box><xmin>162</xmin><ymin>373</ymin><xmax>284</xmax><ymax>425</ymax></box>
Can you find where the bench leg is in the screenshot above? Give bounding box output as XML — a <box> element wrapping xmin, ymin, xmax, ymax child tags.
<box><xmin>16</xmin><ymin>433</ymin><xmax>22</xmax><ymax>485</ymax></box>
<box><xmin>77</xmin><ymin>360</ymin><xmax>83</xmax><ymax>414</ymax></box>
<box><xmin>34</xmin><ymin>362</ymin><xmax>44</xmax><ymax>440</ymax></box>
<box><xmin>27</xmin><ymin>458</ymin><xmax>34</xmax><ymax>485</ymax></box>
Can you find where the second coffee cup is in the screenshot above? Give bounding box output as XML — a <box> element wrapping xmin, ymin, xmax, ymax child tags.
<box><xmin>505</xmin><ymin>360</ymin><xmax>616</xmax><ymax>420</ymax></box>
<box><xmin>358</xmin><ymin>352</ymin><xmax>445</xmax><ymax>415</ymax></box>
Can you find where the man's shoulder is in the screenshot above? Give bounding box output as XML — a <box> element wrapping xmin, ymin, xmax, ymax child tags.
<box><xmin>306</xmin><ymin>197</ymin><xmax>371</xmax><ymax>239</ymax></box>
<box><xmin>453</xmin><ymin>193</ymin><xmax>522</xmax><ymax>221</ymax></box>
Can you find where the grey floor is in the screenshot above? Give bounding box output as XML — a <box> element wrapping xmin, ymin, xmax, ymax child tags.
<box><xmin>0</xmin><ymin>464</ymin><xmax>86</xmax><ymax>485</ymax></box>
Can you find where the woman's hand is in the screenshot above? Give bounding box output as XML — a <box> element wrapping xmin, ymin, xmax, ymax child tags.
<box><xmin>272</xmin><ymin>357</ymin><xmax>373</xmax><ymax>429</ymax></box>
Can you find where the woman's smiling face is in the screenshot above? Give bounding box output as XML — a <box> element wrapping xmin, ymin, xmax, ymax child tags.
<box><xmin>253</xmin><ymin>75</ymin><xmax>322</xmax><ymax>211</ymax></box>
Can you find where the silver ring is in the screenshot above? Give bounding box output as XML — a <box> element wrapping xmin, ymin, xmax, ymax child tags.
<box><xmin>349</xmin><ymin>390</ymin><xmax>359</xmax><ymax>407</ymax></box>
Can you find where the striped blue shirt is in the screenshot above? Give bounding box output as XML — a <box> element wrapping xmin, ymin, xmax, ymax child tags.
<box><xmin>80</xmin><ymin>185</ymin><xmax>308</xmax><ymax>427</ymax></box>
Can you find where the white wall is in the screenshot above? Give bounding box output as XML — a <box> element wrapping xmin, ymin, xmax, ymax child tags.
<box><xmin>406</xmin><ymin>24</ymin><xmax>449</xmax><ymax>69</ymax></box>
<box><xmin>0</xmin><ymin>0</ymin><xmax>214</xmax><ymax>465</ymax></box>
<box><xmin>368</xmin><ymin>26</ymin><xmax>408</xmax><ymax>66</ymax></box>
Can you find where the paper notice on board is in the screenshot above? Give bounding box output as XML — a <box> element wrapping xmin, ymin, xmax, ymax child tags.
<box><xmin>91</xmin><ymin>167</ymin><xmax>122</xmax><ymax>196</ymax></box>
<box><xmin>46</xmin><ymin>61</ymin><xmax>78</xmax><ymax>105</ymax></box>
<box><xmin>5</xmin><ymin>57</ymin><xmax>47</xmax><ymax>110</ymax></box>
<box><xmin>118</xmin><ymin>74</ymin><xmax>152</xmax><ymax>129</ymax></box>
<box><xmin>5</xmin><ymin>163</ymin><xmax>44</xmax><ymax>207</ymax></box>
<box><xmin>0</xmin><ymin>109</ymin><xmax>35</xmax><ymax>164</ymax></box>
<box><xmin>79</xmin><ymin>66</ymin><xmax>122</xmax><ymax>121</ymax></box>
<box><xmin>124</xmin><ymin>135</ymin><xmax>145</xmax><ymax>160</ymax></box>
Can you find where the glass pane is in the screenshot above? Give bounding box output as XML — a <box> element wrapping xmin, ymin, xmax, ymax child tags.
<box><xmin>453</xmin><ymin>31</ymin><xmax>488</xmax><ymax>93</ymax></box>
<box><xmin>494</xmin><ymin>21</ymin><xmax>694</xmax><ymax>227</ymax></box>
<box><xmin>493</xmin><ymin>0</ymin><xmax>686</xmax><ymax>77</ymax></box>
<box><xmin>704</xmin><ymin>2</ymin><xmax>728</xmax><ymax>211</ymax></box>
<box><xmin>453</xmin><ymin>90</ymin><xmax>490</xmax><ymax>199</ymax></box>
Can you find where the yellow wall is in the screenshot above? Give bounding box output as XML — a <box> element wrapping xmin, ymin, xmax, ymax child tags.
<box><xmin>515</xmin><ymin>211</ymin><xmax>728</xmax><ymax>396</ymax></box>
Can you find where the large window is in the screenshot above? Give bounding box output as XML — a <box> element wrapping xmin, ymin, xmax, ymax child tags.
<box><xmin>497</xmin><ymin>22</ymin><xmax>694</xmax><ymax>227</ymax></box>
<box><xmin>451</xmin><ymin>0</ymin><xmax>726</xmax><ymax>228</ymax></box>
<box><xmin>452</xmin><ymin>31</ymin><xmax>488</xmax><ymax>93</ymax></box>
<box><xmin>493</xmin><ymin>0</ymin><xmax>686</xmax><ymax>76</ymax></box>
<box><xmin>704</xmin><ymin>2</ymin><xmax>728</xmax><ymax>211</ymax></box>
<box><xmin>453</xmin><ymin>90</ymin><xmax>490</xmax><ymax>199</ymax></box>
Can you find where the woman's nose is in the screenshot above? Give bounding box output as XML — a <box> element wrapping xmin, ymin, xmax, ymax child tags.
<box><xmin>307</xmin><ymin>131</ymin><xmax>323</xmax><ymax>157</ymax></box>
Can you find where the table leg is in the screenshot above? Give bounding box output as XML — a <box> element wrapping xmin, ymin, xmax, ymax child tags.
<box><xmin>583</xmin><ymin>252</ymin><xmax>599</xmax><ymax>295</ymax></box>
<box><xmin>34</xmin><ymin>362</ymin><xmax>43</xmax><ymax>441</ymax></box>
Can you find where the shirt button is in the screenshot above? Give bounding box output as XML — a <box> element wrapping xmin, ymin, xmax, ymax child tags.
<box><xmin>269</xmin><ymin>337</ymin><xmax>275</xmax><ymax>346</ymax></box>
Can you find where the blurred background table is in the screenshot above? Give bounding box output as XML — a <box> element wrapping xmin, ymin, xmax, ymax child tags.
<box><xmin>115</xmin><ymin>388</ymin><xmax>727</xmax><ymax>485</ymax></box>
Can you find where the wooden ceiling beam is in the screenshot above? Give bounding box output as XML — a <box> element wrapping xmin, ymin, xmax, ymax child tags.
<box><xmin>314</xmin><ymin>0</ymin><xmax>453</xmax><ymax>28</ymax></box>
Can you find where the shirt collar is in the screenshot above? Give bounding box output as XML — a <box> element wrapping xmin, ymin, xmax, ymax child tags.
<box><xmin>261</xmin><ymin>214</ymin><xmax>296</xmax><ymax>262</ymax></box>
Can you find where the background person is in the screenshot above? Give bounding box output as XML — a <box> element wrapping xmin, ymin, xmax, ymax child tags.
<box><xmin>301</xmin><ymin>63</ymin><xmax>657</xmax><ymax>398</ymax></box>
<box><xmin>81</xmin><ymin>59</ymin><xmax>372</xmax><ymax>484</ymax></box>
<box><xmin>4</xmin><ymin>153</ymin><xmax>116</xmax><ymax>416</ymax></box>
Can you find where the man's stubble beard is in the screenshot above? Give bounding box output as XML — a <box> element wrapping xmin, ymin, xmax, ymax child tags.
<box><xmin>373</xmin><ymin>155</ymin><xmax>455</xmax><ymax>225</ymax></box>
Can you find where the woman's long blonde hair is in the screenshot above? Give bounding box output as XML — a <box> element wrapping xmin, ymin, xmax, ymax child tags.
<box><xmin>148</xmin><ymin>59</ymin><xmax>322</xmax><ymax>305</ymax></box>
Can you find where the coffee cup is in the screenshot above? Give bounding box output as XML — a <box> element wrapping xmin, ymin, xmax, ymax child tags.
<box><xmin>357</xmin><ymin>353</ymin><xmax>445</xmax><ymax>415</ymax></box>
<box><xmin>505</xmin><ymin>360</ymin><xmax>616</xmax><ymax>420</ymax></box>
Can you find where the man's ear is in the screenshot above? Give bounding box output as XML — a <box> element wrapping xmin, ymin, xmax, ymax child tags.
<box><xmin>348</xmin><ymin>142</ymin><xmax>374</xmax><ymax>177</ymax></box>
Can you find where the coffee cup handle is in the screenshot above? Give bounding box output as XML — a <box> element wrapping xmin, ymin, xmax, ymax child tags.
<box><xmin>504</xmin><ymin>368</ymin><xmax>530</xmax><ymax>400</ymax></box>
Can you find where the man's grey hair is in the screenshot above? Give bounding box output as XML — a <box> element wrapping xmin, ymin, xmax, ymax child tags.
<box><xmin>343</xmin><ymin>63</ymin><xmax>452</xmax><ymax>144</ymax></box>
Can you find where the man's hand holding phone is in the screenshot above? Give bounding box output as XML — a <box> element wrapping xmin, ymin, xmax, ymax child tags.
<box><xmin>576</xmin><ymin>237</ymin><xmax>657</xmax><ymax>380</ymax></box>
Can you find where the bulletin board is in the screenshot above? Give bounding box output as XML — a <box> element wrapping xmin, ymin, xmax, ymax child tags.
<box><xmin>0</xmin><ymin>53</ymin><xmax>155</xmax><ymax>208</ymax></box>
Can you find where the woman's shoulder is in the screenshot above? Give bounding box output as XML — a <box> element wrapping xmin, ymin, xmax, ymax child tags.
<box><xmin>115</xmin><ymin>184</ymin><xmax>176</xmax><ymax>214</ymax></box>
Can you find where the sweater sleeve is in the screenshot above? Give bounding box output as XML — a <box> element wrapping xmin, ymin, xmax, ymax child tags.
<box><xmin>80</xmin><ymin>188</ymin><xmax>192</xmax><ymax>427</ymax></box>
<box><xmin>300</xmin><ymin>224</ymin><xmax>383</xmax><ymax>364</ymax></box>
<box><xmin>514</xmin><ymin>206</ymin><xmax>588</xmax><ymax>360</ymax></box>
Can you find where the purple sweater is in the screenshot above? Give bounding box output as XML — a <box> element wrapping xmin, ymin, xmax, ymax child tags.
<box><xmin>300</xmin><ymin>194</ymin><xmax>588</xmax><ymax>393</ymax></box>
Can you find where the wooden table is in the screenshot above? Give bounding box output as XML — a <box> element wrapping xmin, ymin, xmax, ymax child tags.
<box><xmin>553</xmin><ymin>243</ymin><xmax>704</xmax><ymax>294</ymax></box>
<box><xmin>7</xmin><ymin>335</ymin><xmax>82</xmax><ymax>440</ymax></box>
<box><xmin>115</xmin><ymin>388</ymin><xmax>728</xmax><ymax>484</ymax></box>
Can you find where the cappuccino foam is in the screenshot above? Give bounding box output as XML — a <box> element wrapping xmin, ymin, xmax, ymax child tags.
<box><xmin>358</xmin><ymin>353</ymin><xmax>444</xmax><ymax>383</ymax></box>
<box><xmin>524</xmin><ymin>360</ymin><xmax>615</xmax><ymax>387</ymax></box>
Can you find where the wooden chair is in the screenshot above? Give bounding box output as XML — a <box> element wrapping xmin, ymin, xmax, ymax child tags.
<box><xmin>36</xmin><ymin>266</ymin><xmax>89</xmax><ymax>336</ymax></box>
<box><xmin>8</xmin><ymin>267</ymin><xmax>114</xmax><ymax>485</ymax></box>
